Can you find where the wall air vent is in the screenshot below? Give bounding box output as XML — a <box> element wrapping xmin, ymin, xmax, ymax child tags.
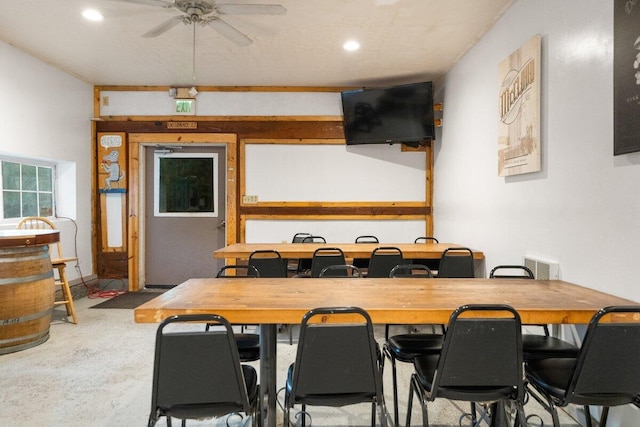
<box><xmin>523</xmin><ymin>256</ymin><xmax>559</xmax><ymax>280</ymax></box>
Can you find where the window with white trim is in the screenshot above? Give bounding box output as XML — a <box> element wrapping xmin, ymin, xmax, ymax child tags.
<box><xmin>1</xmin><ymin>158</ymin><xmax>56</xmax><ymax>219</ymax></box>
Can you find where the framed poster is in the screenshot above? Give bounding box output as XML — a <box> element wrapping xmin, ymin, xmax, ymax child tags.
<box><xmin>614</xmin><ymin>0</ymin><xmax>640</xmax><ymax>155</ymax></box>
<box><xmin>498</xmin><ymin>35</ymin><xmax>541</xmax><ymax>176</ymax></box>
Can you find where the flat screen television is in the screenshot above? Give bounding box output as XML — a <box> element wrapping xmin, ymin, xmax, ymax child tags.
<box><xmin>340</xmin><ymin>81</ymin><xmax>435</xmax><ymax>146</ymax></box>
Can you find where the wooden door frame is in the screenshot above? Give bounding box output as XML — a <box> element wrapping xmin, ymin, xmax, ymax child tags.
<box><xmin>127</xmin><ymin>133</ymin><xmax>238</xmax><ymax>291</ymax></box>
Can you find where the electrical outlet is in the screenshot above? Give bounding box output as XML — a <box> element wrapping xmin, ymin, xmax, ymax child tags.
<box><xmin>243</xmin><ymin>195</ymin><xmax>258</xmax><ymax>204</ymax></box>
<box><xmin>102</xmin><ymin>96</ymin><xmax>109</xmax><ymax>106</ymax></box>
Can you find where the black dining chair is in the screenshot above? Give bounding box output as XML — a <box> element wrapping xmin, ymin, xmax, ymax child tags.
<box><xmin>296</xmin><ymin>235</ymin><xmax>326</xmax><ymax>274</ymax></box>
<box><xmin>249</xmin><ymin>249</ymin><xmax>287</xmax><ymax>278</ymax></box>
<box><xmin>353</xmin><ymin>235</ymin><xmax>379</xmax><ymax>273</ymax></box>
<box><xmin>406</xmin><ymin>304</ymin><xmax>526</xmax><ymax>427</ymax></box>
<box><xmin>384</xmin><ymin>263</ymin><xmax>443</xmax><ymax>427</ymax></box>
<box><xmin>310</xmin><ymin>247</ymin><xmax>346</xmax><ymax>278</ymax></box>
<box><xmin>490</xmin><ymin>264</ymin><xmax>579</xmax><ymax>362</ymax></box>
<box><xmin>319</xmin><ymin>264</ymin><xmax>361</xmax><ymax>278</ymax></box>
<box><xmin>214</xmin><ymin>265</ymin><xmax>261</xmax><ymax>361</ymax></box>
<box><xmin>283</xmin><ymin>306</ymin><xmax>387</xmax><ymax>427</ymax></box>
<box><xmin>525</xmin><ymin>306</ymin><xmax>640</xmax><ymax>427</ymax></box>
<box><xmin>436</xmin><ymin>247</ymin><xmax>475</xmax><ymax>278</ymax></box>
<box><xmin>389</xmin><ymin>263</ymin><xmax>433</xmax><ymax>278</ymax></box>
<box><xmin>216</xmin><ymin>264</ymin><xmax>260</xmax><ymax>278</ymax></box>
<box><xmin>412</xmin><ymin>236</ymin><xmax>441</xmax><ymax>272</ymax></box>
<box><xmin>366</xmin><ymin>246</ymin><xmax>404</xmax><ymax>278</ymax></box>
<box><xmin>148</xmin><ymin>314</ymin><xmax>260</xmax><ymax>427</ymax></box>
<box><xmin>286</xmin><ymin>232</ymin><xmax>313</xmax><ymax>275</ymax></box>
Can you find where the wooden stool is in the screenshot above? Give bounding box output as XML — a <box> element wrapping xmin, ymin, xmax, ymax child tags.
<box><xmin>16</xmin><ymin>217</ymin><xmax>78</xmax><ymax>324</ymax></box>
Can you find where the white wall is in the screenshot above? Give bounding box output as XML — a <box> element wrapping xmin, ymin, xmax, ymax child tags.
<box><xmin>0</xmin><ymin>41</ymin><xmax>94</xmax><ymax>282</ymax></box>
<box><xmin>436</xmin><ymin>1</ymin><xmax>638</xmax><ymax>421</ymax></box>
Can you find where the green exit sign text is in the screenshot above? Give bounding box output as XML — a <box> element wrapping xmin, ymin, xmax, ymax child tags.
<box><xmin>175</xmin><ymin>99</ymin><xmax>195</xmax><ymax>115</ymax></box>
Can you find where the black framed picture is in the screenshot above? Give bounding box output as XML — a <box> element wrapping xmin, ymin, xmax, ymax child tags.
<box><xmin>614</xmin><ymin>0</ymin><xmax>640</xmax><ymax>155</ymax></box>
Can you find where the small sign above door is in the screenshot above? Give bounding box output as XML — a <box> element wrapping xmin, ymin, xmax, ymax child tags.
<box><xmin>167</xmin><ymin>121</ymin><xmax>197</xmax><ymax>129</ymax></box>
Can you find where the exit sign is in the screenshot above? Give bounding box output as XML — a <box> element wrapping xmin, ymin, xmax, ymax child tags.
<box><xmin>175</xmin><ymin>99</ymin><xmax>195</xmax><ymax>115</ymax></box>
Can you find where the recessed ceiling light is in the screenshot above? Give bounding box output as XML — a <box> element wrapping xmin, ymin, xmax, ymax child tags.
<box><xmin>82</xmin><ymin>9</ymin><xmax>104</xmax><ymax>22</ymax></box>
<box><xmin>343</xmin><ymin>40</ymin><xmax>360</xmax><ymax>52</ymax></box>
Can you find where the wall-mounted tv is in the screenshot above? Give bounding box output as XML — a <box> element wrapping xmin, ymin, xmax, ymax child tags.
<box><xmin>340</xmin><ymin>81</ymin><xmax>435</xmax><ymax>146</ymax></box>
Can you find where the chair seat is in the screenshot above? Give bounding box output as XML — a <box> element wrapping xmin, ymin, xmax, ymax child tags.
<box><xmin>235</xmin><ymin>333</ymin><xmax>261</xmax><ymax>362</ymax></box>
<box><xmin>526</xmin><ymin>358</ymin><xmax>637</xmax><ymax>407</ymax></box>
<box><xmin>385</xmin><ymin>333</ymin><xmax>443</xmax><ymax>362</ymax></box>
<box><xmin>522</xmin><ymin>334</ymin><xmax>579</xmax><ymax>361</ymax></box>
<box><xmin>286</xmin><ymin>364</ymin><xmax>376</xmax><ymax>407</ymax></box>
<box><xmin>414</xmin><ymin>353</ymin><xmax>516</xmax><ymax>402</ymax></box>
<box><xmin>162</xmin><ymin>365</ymin><xmax>258</xmax><ymax>419</ymax></box>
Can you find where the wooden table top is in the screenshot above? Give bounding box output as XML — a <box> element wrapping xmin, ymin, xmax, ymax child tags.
<box><xmin>213</xmin><ymin>242</ymin><xmax>484</xmax><ymax>260</ymax></box>
<box><xmin>134</xmin><ymin>278</ymin><xmax>638</xmax><ymax>325</ymax></box>
<box><xmin>0</xmin><ymin>229</ymin><xmax>59</xmax><ymax>248</ymax></box>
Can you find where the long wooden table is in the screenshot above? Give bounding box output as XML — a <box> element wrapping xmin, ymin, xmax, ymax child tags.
<box><xmin>134</xmin><ymin>277</ymin><xmax>638</xmax><ymax>427</ymax></box>
<box><xmin>213</xmin><ymin>242</ymin><xmax>485</xmax><ymax>261</ymax></box>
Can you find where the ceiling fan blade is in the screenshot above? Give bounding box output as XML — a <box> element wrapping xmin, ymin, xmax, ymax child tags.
<box><xmin>110</xmin><ymin>0</ymin><xmax>175</xmax><ymax>8</ymax></box>
<box><xmin>207</xmin><ymin>17</ymin><xmax>253</xmax><ymax>46</ymax></box>
<box><xmin>215</xmin><ymin>4</ymin><xmax>286</xmax><ymax>15</ymax></box>
<box><xmin>142</xmin><ymin>16</ymin><xmax>184</xmax><ymax>37</ymax></box>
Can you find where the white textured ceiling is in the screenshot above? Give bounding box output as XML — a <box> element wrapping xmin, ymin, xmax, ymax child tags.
<box><xmin>0</xmin><ymin>0</ymin><xmax>512</xmax><ymax>88</ymax></box>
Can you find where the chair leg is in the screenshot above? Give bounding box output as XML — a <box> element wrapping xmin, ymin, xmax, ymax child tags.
<box><xmin>600</xmin><ymin>407</ymin><xmax>609</xmax><ymax>426</ymax></box>
<box><xmin>55</xmin><ymin>265</ymin><xmax>78</xmax><ymax>324</ymax></box>
<box><xmin>382</xmin><ymin>345</ymin><xmax>401</xmax><ymax>427</ymax></box>
<box><xmin>407</xmin><ymin>374</ymin><xmax>429</xmax><ymax>427</ymax></box>
<box><xmin>391</xmin><ymin>356</ymin><xmax>400</xmax><ymax>427</ymax></box>
<box><xmin>525</xmin><ymin>383</ymin><xmax>561</xmax><ymax>427</ymax></box>
<box><xmin>584</xmin><ymin>405</ymin><xmax>593</xmax><ymax>427</ymax></box>
<box><xmin>512</xmin><ymin>401</ymin><xmax>528</xmax><ymax>427</ymax></box>
<box><xmin>371</xmin><ymin>401</ymin><xmax>375</xmax><ymax>427</ymax></box>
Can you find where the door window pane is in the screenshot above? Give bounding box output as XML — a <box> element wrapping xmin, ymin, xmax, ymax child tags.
<box><xmin>154</xmin><ymin>153</ymin><xmax>218</xmax><ymax>217</ymax></box>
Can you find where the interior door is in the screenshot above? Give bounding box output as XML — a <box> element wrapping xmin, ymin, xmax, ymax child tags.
<box><xmin>144</xmin><ymin>145</ymin><xmax>226</xmax><ymax>286</ymax></box>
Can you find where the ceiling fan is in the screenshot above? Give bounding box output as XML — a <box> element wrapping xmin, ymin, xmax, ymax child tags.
<box><xmin>115</xmin><ymin>0</ymin><xmax>286</xmax><ymax>46</ymax></box>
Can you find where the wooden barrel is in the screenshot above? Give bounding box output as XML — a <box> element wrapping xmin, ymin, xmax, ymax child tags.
<box><xmin>0</xmin><ymin>245</ymin><xmax>55</xmax><ymax>354</ymax></box>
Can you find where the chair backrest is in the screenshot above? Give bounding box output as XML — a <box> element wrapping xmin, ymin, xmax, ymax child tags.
<box><xmin>150</xmin><ymin>314</ymin><xmax>252</xmax><ymax>421</ymax></box>
<box><xmin>414</xmin><ymin>236</ymin><xmax>439</xmax><ymax>244</ymax></box>
<box><xmin>292</xmin><ymin>232</ymin><xmax>313</xmax><ymax>243</ymax></box>
<box><xmin>17</xmin><ymin>216</ymin><xmax>64</xmax><ymax>260</ymax></box>
<box><xmin>248</xmin><ymin>250</ymin><xmax>286</xmax><ymax>278</ymax></box>
<box><xmin>389</xmin><ymin>264</ymin><xmax>433</xmax><ymax>278</ymax></box>
<box><xmin>298</xmin><ymin>236</ymin><xmax>327</xmax><ymax>272</ymax></box>
<box><xmin>366</xmin><ymin>246</ymin><xmax>404</xmax><ymax>278</ymax></box>
<box><xmin>288</xmin><ymin>307</ymin><xmax>383</xmax><ymax>401</ymax></box>
<box><xmin>319</xmin><ymin>264</ymin><xmax>361</xmax><ymax>278</ymax></box>
<box><xmin>489</xmin><ymin>265</ymin><xmax>534</xmax><ymax>279</ymax></box>
<box><xmin>301</xmin><ymin>235</ymin><xmax>326</xmax><ymax>243</ymax></box>
<box><xmin>353</xmin><ymin>235</ymin><xmax>379</xmax><ymax>269</ymax></box>
<box><xmin>437</xmin><ymin>247</ymin><xmax>475</xmax><ymax>278</ymax></box>
<box><xmin>355</xmin><ymin>235</ymin><xmax>379</xmax><ymax>243</ymax></box>
<box><xmin>216</xmin><ymin>265</ymin><xmax>260</xmax><ymax>278</ymax></box>
<box><xmin>432</xmin><ymin>304</ymin><xmax>523</xmax><ymax>400</ymax></box>
<box><xmin>563</xmin><ymin>306</ymin><xmax>640</xmax><ymax>401</ymax></box>
<box><xmin>310</xmin><ymin>247</ymin><xmax>346</xmax><ymax>277</ymax></box>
